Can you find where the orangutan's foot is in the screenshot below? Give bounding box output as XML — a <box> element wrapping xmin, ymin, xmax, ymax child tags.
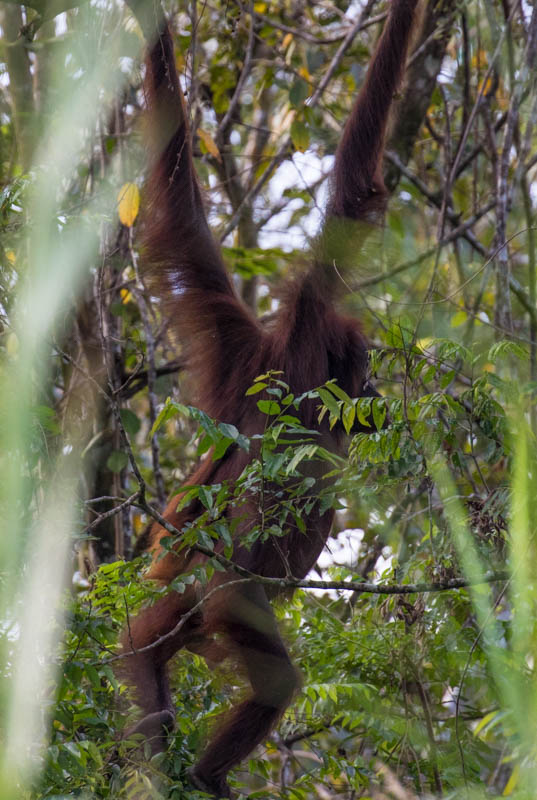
<box><xmin>187</xmin><ymin>766</ymin><xmax>232</xmax><ymax>798</ymax></box>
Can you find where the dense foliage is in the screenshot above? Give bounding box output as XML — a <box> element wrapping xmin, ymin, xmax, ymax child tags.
<box><xmin>1</xmin><ymin>0</ymin><xmax>537</xmax><ymax>798</ymax></box>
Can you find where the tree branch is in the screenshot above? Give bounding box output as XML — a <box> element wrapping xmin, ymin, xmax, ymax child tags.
<box><xmin>134</xmin><ymin>495</ymin><xmax>509</xmax><ymax>596</ymax></box>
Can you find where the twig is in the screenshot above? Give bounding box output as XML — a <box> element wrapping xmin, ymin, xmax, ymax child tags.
<box><xmin>495</xmin><ymin>1</ymin><xmax>537</xmax><ymax>332</ymax></box>
<box><xmin>111</xmin><ymin>577</ymin><xmax>253</xmax><ymax>662</ymax></box>
<box><xmin>134</xmin><ymin>496</ymin><xmax>511</xmax><ymax>595</ymax></box>
<box><xmin>83</xmin><ymin>491</ymin><xmax>141</xmax><ymax>534</ymax></box>
<box><xmin>120</xmin><ymin>359</ymin><xmax>184</xmax><ymax>400</ymax></box>
<box><xmin>309</xmin><ymin>0</ymin><xmax>376</xmax><ymax>107</ymax></box>
<box><xmin>455</xmin><ymin>111</ymin><xmax>507</xmax><ymax>178</ymax></box>
<box><xmin>219</xmin><ymin>0</ymin><xmax>377</xmax><ymax>241</ymax></box>
<box><xmin>252</xmin><ymin>9</ymin><xmax>387</xmax><ymax>46</ymax></box>
<box><xmin>448</xmin><ymin>0</ymin><xmax>520</xmax><ymax>187</ymax></box>
<box><xmin>355</xmin><ymin>203</ymin><xmax>495</xmax><ymax>290</ymax></box>
<box><xmin>217</xmin><ymin>1</ymin><xmax>255</xmax><ymax>139</ymax></box>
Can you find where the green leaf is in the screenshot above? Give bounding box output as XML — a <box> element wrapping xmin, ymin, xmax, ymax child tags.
<box><xmin>503</xmin><ymin>764</ymin><xmax>520</xmax><ymax>796</ymax></box>
<box><xmin>120</xmin><ymin>408</ymin><xmax>141</xmax><ymax>436</ymax></box>
<box><xmin>317</xmin><ymin>387</ymin><xmax>340</xmax><ymax>418</ymax></box>
<box><xmin>325</xmin><ymin>381</ymin><xmax>352</xmax><ymax>404</ymax></box>
<box><xmin>213</xmin><ymin>520</ymin><xmax>232</xmax><ymax>548</ymax></box>
<box><xmin>198</xmin><ymin>486</ymin><xmax>214</xmax><ymax>510</ymax></box>
<box><xmin>197</xmin><ymin>435</ymin><xmax>213</xmax><ymax>456</ymax></box>
<box><xmin>218</xmin><ymin>422</ymin><xmax>239</xmax><ymax>440</ymax></box>
<box><xmin>372</xmin><ymin>399</ymin><xmax>386</xmax><ymax>431</ymax></box>
<box><xmin>290</xmin><ymin>119</ymin><xmax>310</xmax><ymax>152</ymax></box>
<box><xmin>278</xmin><ymin>414</ymin><xmax>301</xmax><ymax>425</ymax></box>
<box><xmin>85</xmin><ymin>664</ymin><xmax>101</xmax><ymax>689</ymax></box>
<box><xmin>106</xmin><ymin>450</ymin><xmax>128</xmax><ymax>472</ymax></box>
<box><xmin>33</xmin><ymin>404</ymin><xmax>60</xmax><ymax>434</ymax></box>
<box><xmin>177</xmin><ymin>485</ymin><xmax>199</xmax><ymax>511</ymax></box>
<box><xmin>342</xmin><ymin>403</ymin><xmax>355</xmax><ymax>435</ymax></box>
<box><xmin>356</xmin><ymin>399</ymin><xmax>372</xmax><ymax>428</ymax></box>
<box><xmin>150</xmin><ymin>397</ymin><xmax>188</xmax><ymax>437</ymax></box>
<box><xmin>451</xmin><ymin>310</ymin><xmax>467</xmax><ymax>327</ymax></box>
<box><xmin>289</xmin><ymin>79</ymin><xmax>309</xmax><ymax>107</ymax></box>
<box><xmin>246</xmin><ymin>382</ymin><xmax>268</xmax><ymax>395</ymax></box>
<box><xmin>488</xmin><ymin>340</ymin><xmax>529</xmax><ymax>363</ymax></box>
<box><xmin>474</xmin><ymin>710</ymin><xmax>501</xmax><ymax>738</ymax></box>
<box><xmin>440</xmin><ymin>369</ymin><xmax>456</xmax><ymax>389</ymax></box>
<box><xmin>212</xmin><ymin>437</ymin><xmax>233</xmax><ymax>460</ymax></box>
<box><xmin>257</xmin><ymin>399</ymin><xmax>281</xmax><ymax>415</ymax></box>
<box><xmin>286</xmin><ymin>445</ymin><xmax>311</xmax><ymax>474</ymax></box>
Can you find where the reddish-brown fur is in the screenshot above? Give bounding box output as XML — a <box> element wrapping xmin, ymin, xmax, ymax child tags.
<box><xmin>122</xmin><ymin>1</ymin><xmax>420</xmax><ymax>796</ymax></box>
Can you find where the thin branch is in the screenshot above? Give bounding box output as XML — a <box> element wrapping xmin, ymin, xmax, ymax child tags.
<box><xmin>109</xmin><ymin>577</ymin><xmax>253</xmax><ymax>662</ymax></box>
<box><xmin>252</xmin><ymin>9</ymin><xmax>387</xmax><ymax>46</ymax></box>
<box><xmin>110</xmin><ymin>398</ymin><xmax>147</xmax><ymax>505</ymax></box>
<box><xmin>309</xmin><ymin>0</ymin><xmax>376</xmax><ymax>107</ymax></box>
<box><xmin>219</xmin><ymin>0</ymin><xmax>377</xmax><ymax>241</ymax></box>
<box><xmin>495</xmin><ymin>1</ymin><xmax>537</xmax><ymax>332</ymax></box>
<box><xmin>415</xmin><ymin>677</ymin><xmax>443</xmax><ymax>795</ymax></box>
<box><xmin>120</xmin><ymin>358</ymin><xmax>184</xmax><ymax>400</ymax></box>
<box><xmin>385</xmin><ymin>149</ymin><xmax>495</xmax><ymax>264</ymax></box>
<box><xmin>217</xmin><ymin>1</ymin><xmax>255</xmax><ymax>139</ymax></box>
<box><xmin>385</xmin><ymin>149</ymin><xmax>442</xmax><ymax>206</ymax></box>
<box><xmin>355</xmin><ymin>202</ymin><xmax>495</xmax><ymax>290</ymax></box>
<box><xmin>448</xmin><ymin>0</ymin><xmax>520</xmax><ymax>187</ymax></box>
<box><xmin>455</xmin><ymin>111</ymin><xmax>507</xmax><ymax>178</ymax></box>
<box><xmin>83</xmin><ymin>491</ymin><xmax>141</xmax><ymax>534</ymax></box>
<box><xmin>255</xmin><ymin>173</ymin><xmax>327</xmax><ymax>231</ymax></box>
<box><xmin>134</xmin><ymin>495</ymin><xmax>509</xmax><ymax>595</ymax></box>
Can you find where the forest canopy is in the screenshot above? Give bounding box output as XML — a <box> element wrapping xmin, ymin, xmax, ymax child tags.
<box><xmin>1</xmin><ymin>0</ymin><xmax>537</xmax><ymax>798</ymax></box>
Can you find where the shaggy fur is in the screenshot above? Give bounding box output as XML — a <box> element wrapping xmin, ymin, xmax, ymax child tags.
<box><xmin>122</xmin><ymin>1</ymin><xmax>420</xmax><ymax>795</ymax></box>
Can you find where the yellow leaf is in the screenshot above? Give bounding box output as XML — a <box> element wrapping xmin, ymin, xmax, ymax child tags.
<box><xmin>417</xmin><ymin>337</ymin><xmax>433</xmax><ymax>351</ymax></box>
<box><xmin>197</xmin><ymin>128</ymin><xmax>221</xmax><ymax>162</ymax></box>
<box><xmin>254</xmin><ymin>1</ymin><xmax>267</xmax><ymax>11</ymax></box>
<box><xmin>120</xmin><ymin>288</ymin><xmax>133</xmax><ymax>304</ymax></box>
<box><xmin>503</xmin><ymin>764</ymin><xmax>520</xmax><ymax>796</ymax></box>
<box><xmin>478</xmin><ymin>75</ymin><xmax>494</xmax><ymax>96</ymax></box>
<box><xmin>471</xmin><ymin>49</ymin><xmax>488</xmax><ymax>69</ymax></box>
<box><xmin>451</xmin><ymin>310</ymin><xmax>467</xmax><ymax>328</ymax></box>
<box><xmin>6</xmin><ymin>250</ymin><xmax>15</xmax><ymax>264</ymax></box>
<box><xmin>132</xmin><ymin>513</ymin><xmax>145</xmax><ymax>534</ymax></box>
<box><xmin>473</xmin><ymin>710</ymin><xmax>498</xmax><ymax>738</ymax></box>
<box><xmin>299</xmin><ymin>66</ymin><xmax>312</xmax><ymax>84</ymax></box>
<box><xmin>117</xmin><ymin>182</ymin><xmax>140</xmax><ymax>227</ymax></box>
<box><xmin>282</xmin><ymin>32</ymin><xmax>293</xmax><ymax>49</ymax></box>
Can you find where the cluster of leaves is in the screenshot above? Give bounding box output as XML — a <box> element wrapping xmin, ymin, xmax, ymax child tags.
<box><xmin>33</xmin><ymin>355</ymin><xmax>526</xmax><ymax>798</ymax></box>
<box><xmin>38</xmin><ymin>560</ymin><xmax>226</xmax><ymax>800</ymax></box>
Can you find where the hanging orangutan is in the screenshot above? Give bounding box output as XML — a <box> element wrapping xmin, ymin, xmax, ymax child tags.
<box><xmin>122</xmin><ymin>1</ymin><xmax>420</xmax><ymax>796</ymax></box>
